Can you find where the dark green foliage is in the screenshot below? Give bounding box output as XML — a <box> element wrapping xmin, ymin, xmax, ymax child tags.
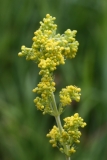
<box><xmin>0</xmin><ymin>0</ymin><xmax>107</xmax><ymax>159</ymax></box>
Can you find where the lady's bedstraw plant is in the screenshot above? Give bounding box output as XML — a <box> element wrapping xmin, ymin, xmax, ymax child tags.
<box><xmin>18</xmin><ymin>14</ymin><xmax>86</xmax><ymax>160</ymax></box>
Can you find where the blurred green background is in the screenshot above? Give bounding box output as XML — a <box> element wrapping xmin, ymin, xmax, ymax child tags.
<box><xmin>0</xmin><ymin>0</ymin><xmax>107</xmax><ymax>160</ymax></box>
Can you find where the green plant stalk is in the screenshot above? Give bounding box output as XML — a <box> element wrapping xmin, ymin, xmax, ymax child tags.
<box><xmin>51</xmin><ymin>93</ymin><xmax>71</xmax><ymax>160</ymax></box>
<box><xmin>66</xmin><ymin>156</ymin><xmax>71</xmax><ymax>160</ymax></box>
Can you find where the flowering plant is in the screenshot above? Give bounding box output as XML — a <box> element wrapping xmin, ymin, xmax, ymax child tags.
<box><xmin>18</xmin><ymin>14</ymin><xmax>86</xmax><ymax>160</ymax></box>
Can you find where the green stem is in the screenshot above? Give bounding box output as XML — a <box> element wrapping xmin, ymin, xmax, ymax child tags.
<box><xmin>51</xmin><ymin>93</ymin><xmax>63</xmax><ymax>130</ymax></box>
<box><xmin>51</xmin><ymin>93</ymin><xmax>70</xmax><ymax>159</ymax></box>
<box><xmin>66</xmin><ymin>156</ymin><xmax>71</xmax><ymax>160</ymax></box>
<box><xmin>55</xmin><ymin>115</ymin><xmax>63</xmax><ymax>133</ymax></box>
<box><xmin>51</xmin><ymin>93</ymin><xmax>63</xmax><ymax>132</ymax></box>
<box><xmin>51</xmin><ymin>93</ymin><xmax>59</xmax><ymax>115</ymax></box>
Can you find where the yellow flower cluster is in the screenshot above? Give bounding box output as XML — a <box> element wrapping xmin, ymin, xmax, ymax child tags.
<box><xmin>32</xmin><ymin>75</ymin><xmax>56</xmax><ymax>114</ymax></box>
<box><xmin>59</xmin><ymin>85</ymin><xmax>81</xmax><ymax>107</ymax></box>
<box><xmin>18</xmin><ymin>14</ymin><xmax>79</xmax><ymax>115</ymax></box>
<box><xmin>47</xmin><ymin>125</ymin><xmax>60</xmax><ymax>147</ymax></box>
<box><xmin>47</xmin><ymin>113</ymin><xmax>86</xmax><ymax>156</ymax></box>
<box><xmin>18</xmin><ymin>14</ymin><xmax>86</xmax><ymax>158</ymax></box>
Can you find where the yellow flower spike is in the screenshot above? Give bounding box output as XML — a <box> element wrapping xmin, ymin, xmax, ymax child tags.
<box><xmin>18</xmin><ymin>14</ymin><xmax>86</xmax><ymax>159</ymax></box>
